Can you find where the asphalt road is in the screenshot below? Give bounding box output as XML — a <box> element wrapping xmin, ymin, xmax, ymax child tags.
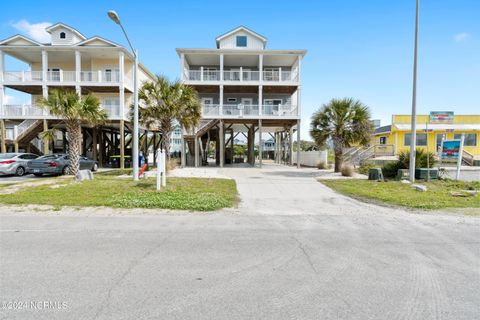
<box><xmin>0</xmin><ymin>165</ymin><xmax>479</xmax><ymax>320</ymax></box>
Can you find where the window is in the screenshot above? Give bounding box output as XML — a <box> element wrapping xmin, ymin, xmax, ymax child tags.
<box><xmin>236</xmin><ymin>36</ymin><xmax>247</xmax><ymax>47</ymax></box>
<box><xmin>60</xmin><ymin>32</ymin><xmax>66</xmax><ymax>39</ymax></box>
<box><xmin>227</xmin><ymin>98</ymin><xmax>237</xmax><ymax>103</ymax></box>
<box><xmin>404</xmin><ymin>133</ymin><xmax>427</xmax><ymax>146</ymax></box>
<box><xmin>379</xmin><ymin>137</ymin><xmax>387</xmax><ymax>145</ymax></box>
<box><xmin>454</xmin><ymin>133</ymin><xmax>477</xmax><ymax>146</ymax></box>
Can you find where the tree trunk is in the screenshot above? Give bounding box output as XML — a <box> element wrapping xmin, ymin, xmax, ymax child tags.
<box><xmin>333</xmin><ymin>139</ymin><xmax>343</xmax><ymax>173</ymax></box>
<box><xmin>66</xmin><ymin>121</ymin><xmax>82</xmax><ymax>176</ymax></box>
<box><xmin>160</xmin><ymin>131</ymin><xmax>172</xmax><ymax>160</ymax></box>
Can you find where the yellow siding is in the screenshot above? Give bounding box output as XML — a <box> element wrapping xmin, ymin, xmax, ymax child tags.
<box><xmin>375</xmin><ymin>115</ymin><xmax>480</xmax><ymax>156</ymax></box>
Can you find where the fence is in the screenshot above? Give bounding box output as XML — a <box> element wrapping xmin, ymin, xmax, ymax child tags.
<box><xmin>292</xmin><ymin>150</ymin><xmax>328</xmax><ymax>167</ymax></box>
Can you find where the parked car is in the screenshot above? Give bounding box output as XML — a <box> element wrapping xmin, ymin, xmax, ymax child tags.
<box><xmin>0</xmin><ymin>153</ymin><xmax>39</xmax><ymax>176</ymax></box>
<box><xmin>27</xmin><ymin>154</ymin><xmax>98</xmax><ymax>176</ymax></box>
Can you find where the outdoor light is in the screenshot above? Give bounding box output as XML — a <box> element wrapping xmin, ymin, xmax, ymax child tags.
<box><xmin>107</xmin><ymin>9</ymin><xmax>140</xmax><ymax>181</ymax></box>
<box><xmin>107</xmin><ymin>10</ymin><xmax>121</xmax><ymax>24</ymax></box>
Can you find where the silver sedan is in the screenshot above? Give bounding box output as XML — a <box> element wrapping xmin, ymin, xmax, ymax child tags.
<box><xmin>0</xmin><ymin>153</ymin><xmax>39</xmax><ymax>176</ymax></box>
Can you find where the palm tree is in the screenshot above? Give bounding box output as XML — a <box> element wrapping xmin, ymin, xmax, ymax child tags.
<box><xmin>310</xmin><ymin>98</ymin><xmax>372</xmax><ymax>172</ymax></box>
<box><xmin>138</xmin><ymin>75</ymin><xmax>201</xmax><ymax>158</ymax></box>
<box><xmin>39</xmin><ymin>89</ymin><xmax>107</xmax><ymax>175</ymax></box>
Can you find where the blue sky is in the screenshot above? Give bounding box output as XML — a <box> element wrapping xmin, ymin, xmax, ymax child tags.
<box><xmin>1</xmin><ymin>0</ymin><xmax>478</xmax><ymax>139</ymax></box>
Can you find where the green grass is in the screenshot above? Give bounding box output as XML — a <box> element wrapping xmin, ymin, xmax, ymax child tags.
<box><xmin>0</xmin><ymin>176</ymin><xmax>238</xmax><ymax>211</ymax></box>
<box><xmin>321</xmin><ymin>179</ymin><xmax>480</xmax><ymax>211</ymax></box>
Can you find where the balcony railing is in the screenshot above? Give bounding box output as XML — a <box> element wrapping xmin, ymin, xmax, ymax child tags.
<box><xmin>201</xmin><ymin>104</ymin><xmax>298</xmax><ymax>118</ymax></box>
<box><xmin>185</xmin><ymin>70</ymin><xmax>297</xmax><ymax>82</ymax></box>
<box><xmin>1</xmin><ymin>104</ymin><xmax>121</xmax><ymax>118</ymax></box>
<box><xmin>1</xmin><ymin>104</ymin><xmax>47</xmax><ymax>117</ymax></box>
<box><xmin>2</xmin><ymin>71</ymin><xmax>123</xmax><ymax>84</ymax></box>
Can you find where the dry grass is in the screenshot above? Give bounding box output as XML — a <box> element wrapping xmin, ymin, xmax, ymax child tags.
<box><xmin>341</xmin><ymin>164</ymin><xmax>354</xmax><ymax>177</ymax></box>
<box><xmin>317</xmin><ymin>161</ymin><xmax>330</xmax><ymax>170</ymax></box>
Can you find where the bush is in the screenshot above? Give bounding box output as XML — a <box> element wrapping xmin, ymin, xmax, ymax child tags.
<box><xmin>341</xmin><ymin>164</ymin><xmax>354</xmax><ymax>177</ymax></box>
<box><xmin>398</xmin><ymin>149</ymin><xmax>435</xmax><ymax>169</ymax></box>
<box><xmin>317</xmin><ymin>161</ymin><xmax>330</xmax><ymax>169</ymax></box>
<box><xmin>358</xmin><ymin>163</ymin><xmax>377</xmax><ymax>175</ymax></box>
<box><xmin>167</xmin><ymin>158</ymin><xmax>179</xmax><ymax>172</ymax></box>
<box><xmin>382</xmin><ymin>161</ymin><xmax>402</xmax><ymax>179</ymax></box>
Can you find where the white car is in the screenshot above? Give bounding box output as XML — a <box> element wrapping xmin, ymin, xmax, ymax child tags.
<box><xmin>0</xmin><ymin>153</ymin><xmax>39</xmax><ymax>176</ymax></box>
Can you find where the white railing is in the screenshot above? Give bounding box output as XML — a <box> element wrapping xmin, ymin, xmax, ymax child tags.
<box><xmin>2</xmin><ymin>71</ymin><xmax>123</xmax><ymax>84</ymax></box>
<box><xmin>201</xmin><ymin>103</ymin><xmax>297</xmax><ymax>117</ymax></box>
<box><xmin>202</xmin><ymin>104</ymin><xmax>220</xmax><ymax>116</ymax></box>
<box><xmin>3</xmin><ymin>71</ymin><xmax>43</xmax><ymax>82</ymax></box>
<box><xmin>185</xmin><ymin>69</ymin><xmax>297</xmax><ymax>82</ymax></box>
<box><xmin>262</xmin><ymin>104</ymin><xmax>298</xmax><ymax>116</ymax></box>
<box><xmin>2</xmin><ymin>105</ymin><xmax>46</xmax><ymax>117</ymax></box>
<box><xmin>5</xmin><ymin>128</ymin><xmax>15</xmax><ymax>140</ymax></box>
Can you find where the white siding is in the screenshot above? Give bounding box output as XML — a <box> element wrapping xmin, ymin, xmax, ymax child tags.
<box><xmin>219</xmin><ymin>31</ymin><xmax>264</xmax><ymax>50</ymax></box>
<box><xmin>50</xmin><ymin>28</ymin><xmax>82</xmax><ymax>45</ymax></box>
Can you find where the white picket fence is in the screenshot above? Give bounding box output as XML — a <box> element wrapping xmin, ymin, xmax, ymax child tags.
<box><xmin>292</xmin><ymin>150</ymin><xmax>328</xmax><ymax>167</ymax></box>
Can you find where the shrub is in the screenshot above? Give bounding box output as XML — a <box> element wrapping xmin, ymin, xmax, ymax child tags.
<box><xmin>398</xmin><ymin>149</ymin><xmax>435</xmax><ymax>169</ymax></box>
<box><xmin>167</xmin><ymin>158</ymin><xmax>179</xmax><ymax>172</ymax></box>
<box><xmin>358</xmin><ymin>163</ymin><xmax>377</xmax><ymax>175</ymax></box>
<box><xmin>382</xmin><ymin>161</ymin><xmax>402</xmax><ymax>179</ymax></box>
<box><xmin>341</xmin><ymin>164</ymin><xmax>354</xmax><ymax>177</ymax></box>
<box><xmin>317</xmin><ymin>161</ymin><xmax>330</xmax><ymax>169</ymax></box>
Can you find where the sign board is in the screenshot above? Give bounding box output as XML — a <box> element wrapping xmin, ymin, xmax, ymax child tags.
<box><xmin>430</xmin><ymin>111</ymin><xmax>454</xmax><ymax>124</ymax></box>
<box><xmin>441</xmin><ymin>140</ymin><xmax>461</xmax><ymax>160</ymax></box>
<box><xmin>440</xmin><ymin>137</ymin><xmax>464</xmax><ymax>180</ymax></box>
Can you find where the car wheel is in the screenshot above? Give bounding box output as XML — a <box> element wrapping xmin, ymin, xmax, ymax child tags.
<box><xmin>62</xmin><ymin>166</ymin><xmax>70</xmax><ymax>175</ymax></box>
<box><xmin>33</xmin><ymin>173</ymin><xmax>43</xmax><ymax>177</ymax></box>
<box><xmin>15</xmin><ymin>166</ymin><xmax>26</xmax><ymax>177</ymax></box>
<box><xmin>92</xmin><ymin>163</ymin><xmax>98</xmax><ymax>172</ymax></box>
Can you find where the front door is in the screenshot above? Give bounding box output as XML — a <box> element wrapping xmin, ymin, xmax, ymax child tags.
<box><xmin>263</xmin><ymin>99</ymin><xmax>282</xmax><ymax>115</ymax></box>
<box><xmin>48</xmin><ymin>68</ymin><xmax>61</xmax><ymax>81</ymax></box>
<box><xmin>201</xmin><ymin>98</ymin><xmax>215</xmax><ymax>115</ymax></box>
<box><xmin>241</xmin><ymin>98</ymin><xmax>253</xmax><ymax>114</ymax></box>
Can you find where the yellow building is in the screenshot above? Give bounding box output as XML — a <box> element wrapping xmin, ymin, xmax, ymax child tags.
<box><xmin>373</xmin><ymin>113</ymin><xmax>480</xmax><ymax>160</ymax></box>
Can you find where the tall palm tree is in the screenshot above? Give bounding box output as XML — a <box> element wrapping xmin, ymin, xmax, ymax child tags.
<box><xmin>138</xmin><ymin>75</ymin><xmax>201</xmax><ymax>158</ymax></box>
<box><xmin>39</xmin><ymin>89</ymin><xmax>107</xmax><ymax>175</ymax></box>
<box><xmin>310</xmin><ymin>98</ymin><xmax>372</xmax><ymax>172</ymax></box>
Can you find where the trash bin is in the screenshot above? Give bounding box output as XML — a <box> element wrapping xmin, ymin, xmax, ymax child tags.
<box><xmin>368</xmin><ymin>168</ymin><xmax>384</xmax><ymax>181</ymax></box>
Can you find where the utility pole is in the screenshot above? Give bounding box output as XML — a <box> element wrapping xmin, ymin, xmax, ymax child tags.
<box><xmin>409</xmin><ymin>0</ymin><xmax>420</xmax><ymax>182</ymax></box>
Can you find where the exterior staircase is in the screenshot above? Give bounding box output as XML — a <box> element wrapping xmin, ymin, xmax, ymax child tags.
<box><xmin>15</xmin><ymin>119</ymin><xmax>44</xmax><ymax>146</ymax></box>
<box><xmin>185</xmin><ymin>119</ymin><xmax>219</xmax><ymax>139</ymax></box>
<box><xmin>462</xmin><ymin>150</ymin><xmax>474</xmax><ymax>166</ymax></box>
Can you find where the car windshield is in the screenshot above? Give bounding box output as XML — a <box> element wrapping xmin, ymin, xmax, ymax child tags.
<box><xmin>0</xmin><ymin>153</ymin><xmax>17</xmax><ymax>159</ymax></box>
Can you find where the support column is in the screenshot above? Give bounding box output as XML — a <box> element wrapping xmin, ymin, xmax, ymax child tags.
<box><xmin>219</xmin><ymin>120</ymin><xmax>224</xmax><ymax>168</ymax></box>
<box><xmin>92</xmin><ymin>128</ymin><xmax>97</xmax><ymax>161</ymax></box>
<box><xmin>259</xmin><ymin>54</ymin><xmax>263</xmax><ymax>82</ymax></box>
<box><xmin>296</xmin><ymin>120</ymin><xmax>301</xmax><ymax>168</ymax></box>
<box><xmin>289</xmin><ymin>126</ymin><xmax>294</xmax><ymax>165</ymax></box>
<box><xmin>43</xmin><ymin>119</ymin><xmax>49</xmax><ymax>155</ymax></box>
<box><xmin>194</xmin><ymin>134</ymin><xmax>199</xmax><ymax>167</ymax></box>
<box><xmin>75</xmin><ymin>50</ymin><xmax>81</xmax><ymax>95</ymax></box>
<box><xmin>220</xmin><ymin>53</ymin><xmax>224</xmax><ymax>81</ymax></box>
<box><xmin>0</xmin><ymin>120</ymin><xmax>6</xmax><ymax>153</ymax></box>
<box><xmin>219</xmin><ymin>85</ymin><xmax>224</xmax><ymax>116</ymax></box>
<box><xmin>119</xmin><ymin>51</ymin><xmax>125</xmax><ymax>118</ymax></box>
<box><xmin>180</xmin><ymin>53</ymin><xmax>185</xmax><ymax>81</ymax></box>
<box><xmin>258</xmin><ymin>119</ymin><xmax>262</xmax><ymax>168</ymax></box>
<box><xmin>120</xmin><ymin>120</ymin><xmax>125</xmax><ymax>169</ymax></box>
<box><xmin>181</xmin><ymin>126</ymin><xmax>186</xmax><ymax>167</ymax></box>
<box><xmin>258</xmin><ymin>85</ymin><xmax>263</xmax><ymax>116</ymax></box>
<box><xmin>98</xmin><ymin>127</ymin><xmax>103</xmax><ymax>167</ymax></box>
<box><xmin>41</xmin><ymin>50</ymin><xmax>48</xmax><ymax>82</ymax></box>
<box><xmin>0</xmin><ymin>50</ymin><xmax>4</xmax><ymax>118</ymax></box>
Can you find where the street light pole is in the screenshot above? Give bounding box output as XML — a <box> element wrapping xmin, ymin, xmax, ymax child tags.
<box><xmin>409</xmin><ymin>0</ymin><xmax>419</xmax><ymax>182</ymax></box>
<box><xmin>107</xmin><ymin>10</ymin><xmax>139</xmax><ymax>181</ymax></box>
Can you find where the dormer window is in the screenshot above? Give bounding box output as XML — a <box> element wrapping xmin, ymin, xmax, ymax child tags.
<box><xmin>236</xmin><ymin>36</ymin><xmax>247</xmax><ymax>47</ymax></box>
<box><xmin>60</xmin><ymin>32</ymin><xmax>66</xmax><ymax>39</ymax></box>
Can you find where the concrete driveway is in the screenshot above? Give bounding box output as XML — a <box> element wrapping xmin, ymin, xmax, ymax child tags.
<box><xmin>1</xmin><ymin>164</ymin><xmax>479</xmax><ymax>319</ymax></box>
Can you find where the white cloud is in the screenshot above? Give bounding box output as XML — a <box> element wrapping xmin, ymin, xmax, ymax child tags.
<box><xmin>11</xmin><ymin>19</ymin><xmax>52</xmax><ymax>43</ymax></box>
<box><xmin>4</xmin><ymin>94</ymin><xmax>16</xmax><ymax>105</ymax></box>
<box><xmin>454</xmin><ymin>32</ymin><xmax>469</xmax><ymax>42</ymax></box>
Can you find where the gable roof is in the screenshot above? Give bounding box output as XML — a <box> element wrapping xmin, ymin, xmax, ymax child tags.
<box><xmin>215</xmin><ymin>26</ymin><xmax>267</xmax><ymax>48</ymax></box>
<box><xmin>0</xmin><ymin>34</ymin><xmax>44</xmax><ymax>46</ymax></box>
<box><xmin>46</xmin><ymin>22</ymin><xmax>86</xmax><ymax>40</ymax></box>
<box><xmin>75</xmin><ymin>36</ymin><xmax>121</xmax><ymax>47</ymax></box>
